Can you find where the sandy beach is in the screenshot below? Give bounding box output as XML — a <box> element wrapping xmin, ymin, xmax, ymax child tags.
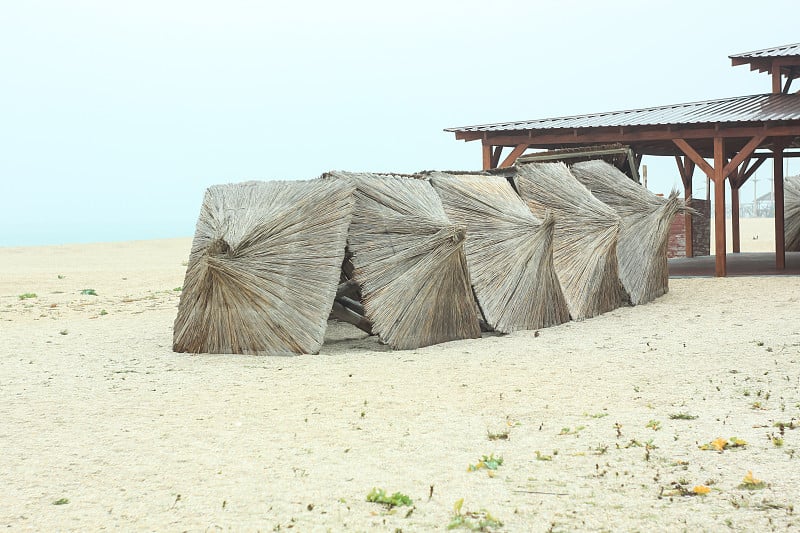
<box><xmin>2</xmin><ymin>235</ymin><xmax>799</xmax><ymax>531</ymax></box>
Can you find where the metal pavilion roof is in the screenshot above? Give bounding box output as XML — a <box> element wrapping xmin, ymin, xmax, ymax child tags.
<box><xmin>730</xmin><ymin>43</ymin><xmax>800</xmax><ymax>59</ymax></box>
<box><xmin>445</xmin><ymin>93</ymin><xmax>800</xmax><ymax>134</ymax></box>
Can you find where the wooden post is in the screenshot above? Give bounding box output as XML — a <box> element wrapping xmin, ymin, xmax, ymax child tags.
<box><xmin>713</xmin><ymin>137</ymin><xmax>727</xmax><ymax>277</ymax></box>
<box><xmin>773</xmin><ymin>64</ymin><xmax>783</xmax><ymax>94</ymax></box>
<box><xmin>731</xmin><ymin>184</ymin><xmax>741</xmax><ymax>253</ymax></box>
<box><xmin>482</xmin><ymin>143</ymin><xmax>493</xmax><ymax>170</ymax></box>
<box><xmin>774</xmin><ymin>142</ymin><xmax>786</xmax><ymax>270</ymax></box>
<box><xmin>675</xmin><ymin>155</ymin><xmax>695</xmax><ymax>257</ymax></box>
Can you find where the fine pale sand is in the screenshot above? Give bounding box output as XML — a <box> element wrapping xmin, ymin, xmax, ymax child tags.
<box><xmin>710</xmin><ymin>217</ymin><xmax>778</xmax><ymax>254</ymax></box>
<box><xmin>2</xmin><ymin>234</ymin><xmax>800</xmax><ymax>531</ymax></box>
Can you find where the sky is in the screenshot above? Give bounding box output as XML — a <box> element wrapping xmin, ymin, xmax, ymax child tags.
<box><xmin>2</xmin><ymin>0</ymin><xmax>798</xmax><ymax>246</ymax></box>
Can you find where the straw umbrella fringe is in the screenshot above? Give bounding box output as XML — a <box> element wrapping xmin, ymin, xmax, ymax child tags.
<box><xmin>785</xmin><ymin>175</ymin><xmax>800</xmax><ymax>251</ymax></box>
<box><xmin>570</xmin><ymin>160</ymin><xmax>686</xmax><ymax>305</ymax></box>
<box><xmin>513</xmin><ymin>162</ymin><xmax>625</xmax><ymax>320</ymax></box>
<box><xmin>173</xmin><ymin>179</ymin><xmax>354</xmax><ymax>355</ymax></box>
<box><xmin>327</xmin><ymin>171</ymin><xmax>481</xmax><ymax>349</ymax></box>
<box><xmin>428</xmin><ymin>172</ymin><xmax>569</xmax><ymax>332</ymax></box>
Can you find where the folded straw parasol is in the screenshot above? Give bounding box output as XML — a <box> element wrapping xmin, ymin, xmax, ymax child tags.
<box><xmin>785</xmin><ymin>175</ymin><xmax>800</xmax><ymax>251</ymax></box>
<box><xmin>428</xmin><ymin>171</ymin><xmax>569</xmax><ymax>332</ymax></box>
<box><xmin>173</xmin><ymin>179</ymin><xmax>354</xmax><ymax>355</ymax></box>
<box><xmin>326</xmin><ymin>171</ymin><xmax>481</xmax><ymax>349</ymax></box>
<box><xmin>513</xmin><ymin>162</ymin><xmax>625</xmax><ymax>320</ymax></box>
<box><xmin>570</xmin><ymin>160</ymin><xmax>684</xmax><ymax>305</ymax></box>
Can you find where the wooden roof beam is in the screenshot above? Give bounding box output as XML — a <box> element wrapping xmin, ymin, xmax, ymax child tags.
<box><xmin>722</xmin><ymin>135</ymin><xmax>767</xmax><ymax>177</ymax></box>
<box><xmin>498</xmin><ymin>143</ymin><xmax>530</xmax><ymax>168</ymax></box>
<box><xmin>467</xmin><ymin>124</ymin><xmax>800</xmax><ymax>148</ymax></box>
<box><xmin>672</xmin><ymin>138</ymin><xmax>714</xmax><ymax>178</ymax></box>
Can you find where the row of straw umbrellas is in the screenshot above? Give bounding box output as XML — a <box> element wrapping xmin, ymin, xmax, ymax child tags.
<box><xmin>172</xmin><ymin>160</ymin><xmax>692</xmax><ymax>355</ymax></box>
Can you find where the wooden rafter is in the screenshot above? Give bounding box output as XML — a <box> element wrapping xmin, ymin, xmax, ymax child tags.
<box><xmin>673</xmin><ymin>139</ymin><xmax>714</xmax><ymax>178</ymax></box>
<box><xmin>721</xmin><ymin>135</ymin><xmax>767</xmax><ymax>178</ymax></box>
<box><xmin>491</xmin><ymin>146</ymin><xmax>504</xmax><ymax>169</ymax></box>
<box><xmin>498</xmin><ymin>143</ymin><xmax>530</xmax><ymax>168</ymax></box>
<box><xmin>455</xmin><ymin>123</ymin><xmax>800</xmax><ymax>146</ymax></box>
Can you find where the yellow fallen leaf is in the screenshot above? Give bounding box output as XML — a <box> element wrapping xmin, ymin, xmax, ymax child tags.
<box><xmin>693</xmin><ymin>485</ymin><xmax>711</xmax><ymax>495</ymax></box>
<box><xmin>711</xmin><ymin>437</ymin><xmax>728</xmax><ymax>451</ymax></box>
<box><xmin>742</xmin><ymin>470</ymin><xmax>761</xmax><ymax>485</ymax></box>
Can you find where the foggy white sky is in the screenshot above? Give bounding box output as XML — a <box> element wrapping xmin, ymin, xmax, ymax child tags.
<box><xmin>2</xmin><ymin>0</ymin><xmax>798</xmax><ymax>245</ymax></box>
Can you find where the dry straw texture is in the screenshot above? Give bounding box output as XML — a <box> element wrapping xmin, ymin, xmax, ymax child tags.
<box><xmin>513</xmin><ymin>162</ymin><xmax>624</xmax><ymax>320</ymax></box>
<box><xmin>786</xmin><ymin>175</ymin><xmax>800</xmax><ymax>251</ymax></box>
<box><xmin>173</xmin><ymin>179</ymin><xmax>354</xmax><ymax>355</ymax></box>
<box><xmin>571</xmin><ymin>160</ymin><xmax>684</xmax><ymax>305</ymax></box>
<box><xmin>327</xmin><ymin>171</ymin><xmax>480</xmax><ymax>349</ymax></box>
<box><xmin>428</xmin><ymin>172</ymin><xmax>569</xmax><ymax>332</ymax></box>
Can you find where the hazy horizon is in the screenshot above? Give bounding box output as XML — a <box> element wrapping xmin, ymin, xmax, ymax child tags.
<box><xmin>2</xmin><ymin>1</ymin><xmax>798</xmax><ymax>246</ymax></box>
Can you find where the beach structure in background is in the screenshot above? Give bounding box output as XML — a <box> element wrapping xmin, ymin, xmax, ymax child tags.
<box><xmin>173</xmin><ymin>179</ymin><xmax>353</xmax><ymax>355</ymax></box>
<box><xmin>326</xmin><ymin>172</ymin><xmax>481</xmax><ymax>349</ymax></box>
<box><xmin>786</xmin><ymin>175</ymin><xmax>800</xmax><ymax>251</ymax></box>
<box><xmin>428</xmin><ymin>171</ymin><xmax>569</xmax><ymax>332</ymax></box>
<box><xmin>446</xmin><ymin>43</ymin><xmax>800</xmax><ymax>276</ymax></box>
<box><xmin>513</xmin><ymin>162</ymin><xmax>624</xmax><ymax>320</ymax></box>
<box><xmin>571</xmin><ymin>160</ymin><xmax>685</xmax><ymax>305</ymax></box>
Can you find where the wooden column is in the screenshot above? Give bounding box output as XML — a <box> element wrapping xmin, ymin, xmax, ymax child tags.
<box><xmin>731</xmin><ymin>179</ymin><xmax>741</xmax><ymax>253</ymax></box>
<box><xmin>482</xmin><ymin>144</ymin><xmax>493</xmax><ymax>170</ymax></box>
<box><xmin>713</xmin><ymin>137</ymin><xmax>727</xmax><ymax>277</ymax></box>
<box><xmin>773</xmin><ymin>64</ymin><xmax>783</xmax><ymax>94</ymax></box>
<box><xmin>774</xmin><ymin>142</ymin><xmax>786</xmax><ymax>270</ymax></box>
<box><xmin>675</xmin><ymin>155</ymin><xmax>695</xmax><ymax>257</ymax></box>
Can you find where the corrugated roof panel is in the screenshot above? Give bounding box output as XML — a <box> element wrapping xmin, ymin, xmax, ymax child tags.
<box><xmin>730</xmin><ymin>43</ymin><xmax>800</xmax><ymax>59</ymax></box>
<box><xmin>445</xmin><ymin>93</ymin><xmax>800</xmax><ymax>133</ymax></box>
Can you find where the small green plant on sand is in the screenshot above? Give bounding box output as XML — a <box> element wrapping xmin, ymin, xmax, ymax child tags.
<box><xmin>99</xmin><ymin>309</ymin><xmax>108</xmax><ymax>316</ymax></box>
<box><xmin>80</xmin><ymin>289</ymin><xmax>98</xmax><ymax>296</ymax></box>
<box><xmin>487</xmin><ymin>429</ymin><xmax>509</xmax><ymax>441</ymax></box>
<box><xmin>558</xmin><ymin>425</ymin><xmax>585</xmax><ymax>436</ymax></box>
<box><xmin>447</xmin><ymin>499</ymin><xmax>503</xmax><ymax>531</ymax></box>
<box><xmin>53</xmin><ymin>498</ymin><xmax>69</xmax><ymax>505</ymax></box>
<box><xmin>173</xmin><ymin>286</ymin><xmax>182</xmax><ymax>292</ymax></box>
<box><xmin>468</xmin><ymin>454</ymin><xmax>503</xmax><ymax>472</ymax></box>
<box><xmin>366</xmin><ymin>488</ymin><xmax>412</xmax><ymax>508</ymax></box>
<box><xmin>669</xmin><ymin>413</ymin><xmax>698</xmax><ymax>420</ymax></box>
<box><xmin>646</xmin><ymin>420</ymin><xmax>662</xmax><ymax>431</ymax></box>
<box><xmin>18</xmin><ymin>293</ymin><xmax>37</xmax><ymax>300</ymax></box>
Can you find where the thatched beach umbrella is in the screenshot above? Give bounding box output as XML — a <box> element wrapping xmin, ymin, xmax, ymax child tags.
<box><xmin>513</xmin><ymin>162</ymin><xmax>624</xmax><ymax>320</ymax></box>
<box><xmin>427</xmin><ymin>171</ymin><xmax>569</xmax><ymax>333</ymax></box>
<box><xmin>570</xmin><ymin>160</ymin><xmax>684</xmax><ymax>305</ymax></box>
<box><xmin>326</xmin><ymin>171</ymin><xmax>481</xmax><ymax>349</ymax></box>
<box><xmin>785</xmin><ymin>175</ymin><xmax>800</xmax><ymax>251</ymax></box>
<box><xmin>173</xmin><ymin>179</ymin><xmax>354</xmax><ymax>355</ymax></box>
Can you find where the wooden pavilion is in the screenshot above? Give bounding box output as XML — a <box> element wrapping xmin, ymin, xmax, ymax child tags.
<box><xmin>446</xmin><ymin>43</ymin><xmax>800</xmax><ymax>277</ymax></box>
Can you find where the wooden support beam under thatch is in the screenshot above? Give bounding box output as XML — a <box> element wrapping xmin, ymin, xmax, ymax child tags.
<box><xmin>427</xmin><ymin>172</ymin><xmax>569</xmax><ymax>333</ymax></box>
<box><xmin>173</xmin><ymin>179</ymin><xmax>354</xmax><ymax>355</ymax></box>
<box><xmin>513</xmin><ymin>162</ymin><xmax>625</xmax><ymax>320</ymax></box>
<box><xmin>326</xmin><ymin>171</ymin><xmax>481</xmax><ymax>349</ymax></box>
<box><xmin>570</xmin><ymin>160</ymin><xmax>685</xmax><ymax>305</ymax></box>
<box><xmin>785</xmin><ymin>175</ymin><xmax>800</xmax><ymax>251</ymax></box>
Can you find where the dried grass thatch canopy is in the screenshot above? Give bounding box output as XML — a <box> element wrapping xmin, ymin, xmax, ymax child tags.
<box><xmin>173</xmin><ymin>179</ymin><xmax>353</xmax><ymax>355</ymax></box>
<box><xmin>786</xmin><ymin>175</ymin><xmax>800</xmax><ymax>251</ymax></box>
<box><xmin>513</xmin><ymin>162</ymin><xmax>624</xmax><ymax>320</ymax></box>
<box><xmin>427</xmin><ymin>172</ymin><xmax>569</xmax><ymax>332</ymax></box>
<box><xmin>570</xmin><ymin>160</ymin><xmax>684</xmax><ymax>305</ymax></box>
<box><xmin>326</xmin><ymin>171</ymin><xmax>480</xmax><ymax>349</ymax></box>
